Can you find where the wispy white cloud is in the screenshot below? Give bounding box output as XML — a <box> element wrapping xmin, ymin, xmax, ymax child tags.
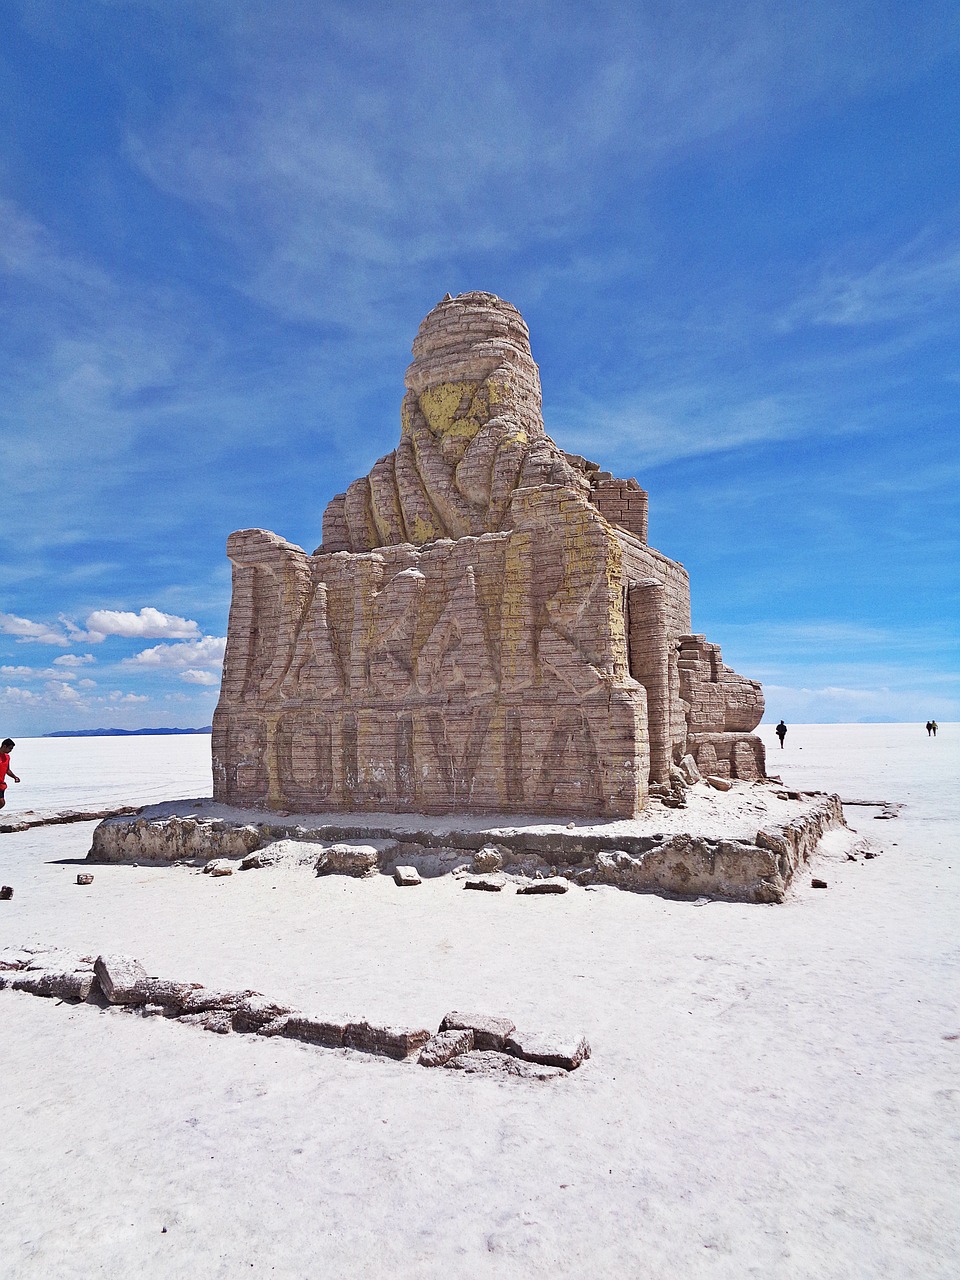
<box><xmin>0</xmin><ymin>665</ymin><xmax>79</xmax><ymax>681</ymax></box>
<box><xmin>126</xmin><ymin>2</ymin><xmax>957</xmax><ymax>328</ymax></box>
<box><xmin>553</xmin><ymin>389</ymin><xmax>810</xmax><ymax>468</ymax></box>
<box><xmin>0</xmin><ymin>612</ymin><xmax>71</xmax><ymax>646</ymax></box>
<box><xmin>0</xmin><ymin>195</ymin><xmax>112</xmax><ymax>294</ymax></box>
<box><xmin>717</xmin><ymin>620</ymin><xmax>959</xmax><ymax>654</ymax></box>
<box><xmin>52</xmin><ymin>653</ymin><xmax>95</xmax><ymax>667</ymax></box>
<box><xmin>780</xmin><ymin>232</ymin><xmax>960</xmax><ymax>331</ymax></box>
<box><xmin>762</xmin><ymin>682</ymin><xmax>960</xmax><ymax>723</ymax></box>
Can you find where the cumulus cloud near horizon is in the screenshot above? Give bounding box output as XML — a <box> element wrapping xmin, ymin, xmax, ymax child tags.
<box><xmin>83</xmin><ymin>607</ymin><xmax>202</xmax><ymax>642</ymax></box>
<box><xmin>2</xmin><ymin>607</ymin><xmax>204</xmax><ymax>648</ymax></box>
<box><xmin>125</xmin><ymin>636</ymin><xmax>226</xmax><ymax>671</ymax></box>
<box><xmin>180</xmin><ymin>668</ymin><xmax>220</xmax><ymax>686</ymax></box>
<box><xmin>52</xmin><ymin>653</ymin><xmax>95</xmax><ymax>667</ymax></box>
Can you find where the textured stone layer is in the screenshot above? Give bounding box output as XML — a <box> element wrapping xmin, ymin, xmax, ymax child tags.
<box><xmin>89</xmin><ymin>792</ymin><xmax>845</xmax><ymax>903</ymax></box>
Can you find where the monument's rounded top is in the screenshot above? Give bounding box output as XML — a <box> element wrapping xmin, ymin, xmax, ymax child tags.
<box><xmin>407</xmin><ymin>291</ymin><xmax>535</xmax><ymax>399</ymax></box>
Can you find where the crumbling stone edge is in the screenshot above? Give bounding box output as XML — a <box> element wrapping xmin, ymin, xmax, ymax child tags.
<box><xmin>1</xmin><ymin>804</ymin><xmax>141</xmax><ymax>835</ymax></box>
<box><xmin>0</xmin><ymin>949</ymin><xmax>589</xmax><ymax>1081</ymax></box>
<box><xmin>87</xmin><ymin>792</ymin><xmax>846</xmax><ymax>903</ymax></box>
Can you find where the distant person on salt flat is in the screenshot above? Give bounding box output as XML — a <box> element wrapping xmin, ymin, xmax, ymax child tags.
<box><xmin>0</xmin><ymin>738</ymin><xmax>21</xmax><ymax>809</ymax></box>
<box><xmin>931</xmin><ymin>720</ymin><xmax>938</xmax><ymax>737</ymax></box>
<box><xmin>926</xmin><ymin>721</ymin><xmax>933</xmax><ymax>736</ymax></box>
<box><xmin>775</xmin><ymin>720</ymin><xmax>787</xmax><ymax>749</ymax></box>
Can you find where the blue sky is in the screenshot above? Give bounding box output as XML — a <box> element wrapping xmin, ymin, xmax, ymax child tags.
<box><xmin>1</xmin><ymin>0</ymin><xmax>958</xmax><ymax>734</ymax></box>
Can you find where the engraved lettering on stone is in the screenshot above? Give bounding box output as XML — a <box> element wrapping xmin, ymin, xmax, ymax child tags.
<box><xmin>535</xmin><ymin>710</ymin><xmax>603</xmax><ymax>809</ymax></box>
<box><xmin>366</xmin><ymin>568</ymin><xmax>425</xmax><ymax>699</ymax></box>
<box><xmin>425</xmin><ymin>709</ymin><xmax>492</xmax><ymax>802</ymax></box>
<box><xmin>416</xmin><ymin>567</ymin><xmax>496</xmax><ymax>697</ymax></box>
<box><xmin>281</xmin><ymin>582</ymin><xmax>343</xmax><ymax>701</ymax></box>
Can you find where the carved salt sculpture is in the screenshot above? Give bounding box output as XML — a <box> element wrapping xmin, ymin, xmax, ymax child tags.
<box><xmin>213</xmin><ymin>292</ymin><xmax>764</xmax><ymax>817</ymax></box>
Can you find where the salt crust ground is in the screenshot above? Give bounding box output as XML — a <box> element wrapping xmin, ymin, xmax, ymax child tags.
<box><xmin>0</xmin><ymin>724</ymin><xmax>957</xmax><ymax>1278</ymax></box>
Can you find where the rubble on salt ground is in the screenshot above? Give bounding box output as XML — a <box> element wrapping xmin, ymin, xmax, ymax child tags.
<box><xmin>0</xmin><ymin>947</ymin><xmax>590</xmax><ymax>1080</ymax></box>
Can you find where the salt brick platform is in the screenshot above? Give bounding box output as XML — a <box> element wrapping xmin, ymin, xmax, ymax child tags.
<box><xmin>88</xmin><ymin>789</ymin><xmax>845</xmax><ymax>904</ymax></box>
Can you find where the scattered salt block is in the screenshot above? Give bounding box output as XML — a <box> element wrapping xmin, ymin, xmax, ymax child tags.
<box><xmin>0</xmin><ymin>886</ymin><xmax>13</xmax><ymax>900</ymax></box>
<box><xmin>12</xmin><ymin>971</ymin><xmax>95</xmax><ymax>1002</ymax></box>
<box><xmin>705</xmin><ymin>776</ymin><xmax>733</xmax><ymax>792</ymax></box>
<box><xmin>394</xmin><ymin>865</ymin><xmax>421</xmax><ymax>886</ymax></box>
<box><xmin>439</xmin><ymin>1011</ymin><xmax>516</xmax><ymax>1051</ymax></box>
<box><xmin>343</xmin><ymin>1021</ymin><xmax>433</xmax><ymax>1060</ymax></box>
<box><xmin>444</xmin><ymin>1050</ymin><xmax>566</xmax><ymax>1080</ymax></box>
<box><xmin>233</xmin><ymin>995</ymin><xmax>294</xmax><ymax>1033</ymax></box>
<box><xmin>203</xmin><ymin>859</ymin><xmax>235</xmax><ymax>876</ymax></box>
<box><xmin>463</xmin><ymin>876</ymin><xmax>503</xmax><ymax>892</ymax></box>
<box><xmin>516</xmin><ymin>878</ymin><xmax>569</xmax><ymax>895</ymax></box>
<box><xmin>419</xmin><ymin>1029</ymin><xmax>474</xmax><ymax>1067</ymax></box>
<box><xmin>94</xmin><ymin>953</ymin><xmax>148</xmax><ymax>1004</ymax></box>
<box><xmin>258</xmin><ymin>1016</ymin><xmax>291</xmax><ymax>1037</ymax></box>
<box><xmin>180</xmin><ymin>988</ymin><xmax>255</xmax><ymax>1014</ymax></box>
<box><xmin>283</xmin><ymin>1014</ymin><xmax>348</xmax><ymax>1048</ymax></box>
<box><xmin>472</xmin><ymin>845</ymin><xmax>503</xmax><ymax>873</ymax></box>
<box><xmin>179</xmin><ymin>1009</ymin><xmax>233</xmax><ymax>1034</ymax></box>
<box><xmin>315</xmin><ymin>844</ymin><xmax>380</xmax><ymax>878</ymax></box>
<box><xmin>679</xmin><ymin>754</ymin><xmax>702</xmax><ymax>784</ymax></box>
<box><xmin>811</xmin><ymin>878</ymin><xmax>828</xmax><ymax>889</ymax></box>
<box><xmin>241</xmin><ymin>839</ymin><xmax>326</xmax><ymax>870</ymax></box>
<box><xmin>134</xmin><ymin>977</ymin><xmax>202</xmax><ymax>1011</ymax></box>
<box><xmin>76</xmin><ymin>873</ymin><xmax>94</xmax><ymax>885</ymax></box>
<box><xmin>505</xmin><ymin>1029</ymin><xmax>591</xmax><ymax>1071</ymax></box>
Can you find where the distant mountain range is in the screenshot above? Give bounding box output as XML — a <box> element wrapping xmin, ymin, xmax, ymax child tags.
<box><xmin>44</xmin><ymin>727</ymin><xmax>212</xmax><ymax>738</ymax></box>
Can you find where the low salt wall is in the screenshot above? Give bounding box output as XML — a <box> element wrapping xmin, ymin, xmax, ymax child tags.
<box><xmin>88</xmin><ymin>793</ymin><xmax>845</xmax><ymax>904</ymax></box>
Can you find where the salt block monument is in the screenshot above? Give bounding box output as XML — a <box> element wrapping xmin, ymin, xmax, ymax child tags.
<box><xmin>212</xmin><ymin>291</ymin><xmax>765</xmax><ymax>820</ymax></box>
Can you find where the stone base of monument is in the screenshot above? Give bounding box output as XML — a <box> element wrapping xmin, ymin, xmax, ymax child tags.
<box><xmin>87</xmin><ymin>784</ymin><xmax>845</xmax><ymax>905</ymax></box>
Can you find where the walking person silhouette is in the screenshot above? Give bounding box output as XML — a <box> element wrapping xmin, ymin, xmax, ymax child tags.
<box><xmin>0</xmin><ymin>738</ymin><xmax>21</xmax><ymax>809</ymax></box>
<box><xmin>775</xmin><ymin>720</ymin><xmax>787</xmax><ymax>749</ymax></box>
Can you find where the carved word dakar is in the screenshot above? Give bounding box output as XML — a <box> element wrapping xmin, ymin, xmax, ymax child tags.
<box><xmin>213</xmin><ymin>292</ymin><xmax>764</xmax><ymax>817</ymax></box>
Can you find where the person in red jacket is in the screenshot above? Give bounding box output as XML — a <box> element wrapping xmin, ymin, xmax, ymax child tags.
<box><xmin>0</xmin><ymin>738</ymin><xmax>21</xmax><ymax>809</ymax></box>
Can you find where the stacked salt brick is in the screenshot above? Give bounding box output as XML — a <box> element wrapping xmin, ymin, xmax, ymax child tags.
<box><xmin>678</xmin><ymin>635</ymin><xmax>766</xmax><ymax>780</ymax></box>
<box><xmin>212</xmin><ymin>291</ymin><xmax>765</xmax><ymax>821</ymax></box>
